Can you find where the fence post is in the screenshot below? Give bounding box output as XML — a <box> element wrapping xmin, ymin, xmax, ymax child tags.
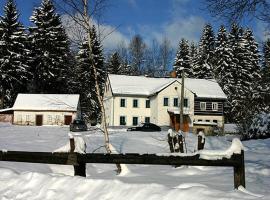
<box><xmin>70</xmin><ymin>136</ymin><xmax>86</xmax><ymax>177</ymax></box>
<box><xmin>197</xmin><ymin>135</ymin><xmax>205</xmax><ymax>150</ymax></box>
<box><xmin>233</xmin><ymin>150</ymin><xmax>245</xmax><ymax>189</ymax></box>
<box><xmin>178</xmin><ymin>135</ymin><xmax>184</xmax><ymax>153</ymax></box>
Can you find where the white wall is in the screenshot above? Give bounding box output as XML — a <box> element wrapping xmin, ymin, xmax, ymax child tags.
<box><xmin>13</xmin><ymin>111</ymin><xmax>77</xmax><ymax>126</ymax></box>
<box><xmin>156</xmin><ymin>82</ymin><xmax>195</xmax><ymax>126</ymax></box>
<box><xmin>113</xmin><ymin>96</ymin><xmax>151</xmax><ymax>126</ymax></box>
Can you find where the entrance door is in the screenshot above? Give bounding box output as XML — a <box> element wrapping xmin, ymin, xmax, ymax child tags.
<box><xmin>36</xmin><ymin>115</ymin><xmax>43</xmax><ymax>126</ymax></box>
<box><xmin>64</xmin><ymin>115</ymin><xmax>72</xmax><ymax>125</ymax></box>
<box><xmin>183</xmin><ymin>116</ymin><xmax>189</xmax><ymax>132</ymax></box>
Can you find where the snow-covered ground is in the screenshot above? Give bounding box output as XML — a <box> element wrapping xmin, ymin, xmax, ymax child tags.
<box><xmin>0</xmin><ymin>123</ymin><xmax>269</xmax><ymax>200</ymax></box>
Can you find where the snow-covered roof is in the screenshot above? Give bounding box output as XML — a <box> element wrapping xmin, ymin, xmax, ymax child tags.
<box><xmin>108</xmin><ymin>75</ymin><xmax>173</xmax><ymax>96</ymax></box>
<box><xmin>108</xmin><ymin>75</ymin><xmax>227</xmax><ymax>99</ymax></box>
<box><xmin>0</xmin><ymin>108</ymin><xmax>13</xmax><ymax>113</ymax></box>
<box><xmin>12</xmin><ymin>94</ymin><xmax>80</xmax><ymax>111</ymax></box>
<box><xmin>184</xmin><ymin>78</ymin><xmax>227</xmax><ymax>99</ymax></box>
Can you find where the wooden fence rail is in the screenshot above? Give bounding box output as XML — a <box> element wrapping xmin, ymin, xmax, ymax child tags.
<box><xmin>0</xmin><ymin>150</ymin><xmax>245</xmax><ymax>189</ymax></box>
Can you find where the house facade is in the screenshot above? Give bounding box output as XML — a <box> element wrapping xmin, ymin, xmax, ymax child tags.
<box><xmin>10</xmin><ymin>94</ymin><xmax>80</xmax><ymax>126</ymax></box>
<box><xmin>104</xmin><ymin>75</ymin><xmax>227</xmax><ymax>134</ymax></box>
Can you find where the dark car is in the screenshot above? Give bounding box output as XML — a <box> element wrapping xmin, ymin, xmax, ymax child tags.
<box><xmin>127</xmin><ymin>123</ymin><xmax>161</xmax><ymax>132</ymax></box>
<box><xmin>70</xmin><ymin>119</ymin><xmax>88</xmax><ymax>132</ymax></box>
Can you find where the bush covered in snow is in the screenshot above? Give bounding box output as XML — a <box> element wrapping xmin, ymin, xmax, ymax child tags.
<box><xmin>246</xmin><ymin>112</ymin><xmax>270</xmax><ymax>139</ymax></box>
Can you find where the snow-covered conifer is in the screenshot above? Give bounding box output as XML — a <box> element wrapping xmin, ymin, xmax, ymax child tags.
<box><xmin>29</xmin><ymin>0</ymin><xmax>71</xmax><ymax>93</ymax></box>
<box><xmin>193</xmin><ymin>24</ymin><xmax>215</xmax><ymax>79</ymax></box>
<box><xmin>0</xmin><ymin>0</ymin><xmax>30</xmax><ymax>108</ymax></box>
<box><xmin>107</xmin><ymin>52</ymin><xmax>121</xmax><ymax>74</ymax></box>
<box><xmin>76</xmin><ymin>25</ymin><xmax>105</xmax><ymax>121</ymax></box>
<box><xmin>214</xmin><ymin>25</ymin><xmax>234</xmax><ymax>93</ymax></box>
<box><xmin>173</xmin><ymin>39</ymin><xmax>192</xmax><ymax>77</ymax></box>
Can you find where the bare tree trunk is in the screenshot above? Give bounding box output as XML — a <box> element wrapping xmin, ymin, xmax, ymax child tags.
<box><xmin>83</xmin><ymin>0</ymin><xmax>121</xmax><ymax>173</ymax></box>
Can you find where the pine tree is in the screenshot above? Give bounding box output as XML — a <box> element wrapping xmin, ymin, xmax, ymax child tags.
<box><xmin>260</xmin><ymin>39</ymin><xmax>270</xmax><ymax>110</ymax></box>
<box><xmin>174</xmin><ymin>38</ymin><xmax>192</xmax><ymax>77</ymax></box>
<box><xmin>107</xmin><ymin>52</ymin><xmax>121</xmax><ymax>74</ymax></box>
<box><xmin>214</xmin><ymin>25</ymin><xmax>234</xmax><ymax>94</ymax></box>
<box><xmin>77</xmin><ymin>25</ymin><xmax>105</xmax><ymax>121</ymax></box>
<box><xmin>227</xmin><ymin>25</ymin><xmax>262</xmax><ymax>132</ymax></box>
<box><xmin>29</xmin><ymin>0</ymin><xmax>71</xmax><ymax>93</ymax></box>
<box><xmin>0</xmin><ymin>0</ymin><xmax>30</xmax><ymax>108</ymax></box>
<box><xmin>193</xmin><ymin>24</ymin><xmax>215</xmax><ymax>79</ymax></box>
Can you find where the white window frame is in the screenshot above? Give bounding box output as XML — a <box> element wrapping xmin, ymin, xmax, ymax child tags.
<box><xmin>48</xmin><ymin>115</ymin><xmax>52</xmax><ymax>123</ymax></box>
<box><xmin>17</xmin><ymin>114</ymin><xmax>22</xmax><ymax>122</ymax></box>
<box><xmin>120</xmin><ymin>98</ymin><xmax>126</xmax><ymax>108</ymax></box>
<box><xmin>26</xmin><ymin>115</ymin><xmax>30</xmax><ymax>122</ymax></box>
<box><xmin>212</xmin><ymin>102</ymin><xmax>218</xmax><ymax>111</ymax></box>
<box><xmin>200</xmin><ymin>102</ymin><xmax>206</xmax><ymax>111</ymax></box>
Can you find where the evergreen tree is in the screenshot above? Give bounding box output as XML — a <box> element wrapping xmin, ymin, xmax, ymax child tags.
<box><xmin>214</xmin><ymin>25</ymin><xmax>234</xmax><ymax>94</ymax></box>
<box><xmin>260</xmin><ymin>39</ymin><xmax>270</xmax><ymax>110</ymax></box>
<box><xmin>173</xmin><ymin>38</ymin><xmax>192</xmax><ymax>77</ymax></box>
<box><xmin>0</xmin><ymin>0</ymin><xmax>30</xmax><ymax>108</ymax></box>
<box><xmin>227</xmin><ymin>25</ymin><xmax>262</xmax><ymax>132</ymax></box>
<box><xmin>76</xmin><ymin>25</ymin><xmax>105</xmax><ymax>121</ymax></box>
<box><xmin>193</xmin><ymin>24</ymin><xmax>215</xmax><ymax>79</ymax></box>
<box><xmin>107</xmin><ymin>52</ymin><xmax>121</xmax><ymax>74</ymax></box>
<box><xmin>29</xmin><ymin>0</ymin><xmax>71</xmax><ymax>93</ymax></box>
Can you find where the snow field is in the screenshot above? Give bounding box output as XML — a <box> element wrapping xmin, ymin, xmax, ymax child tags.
<box><xmin>0</xmin><ymin>123</ymin><xmax>269</xmax><ymax>199</ymax></box>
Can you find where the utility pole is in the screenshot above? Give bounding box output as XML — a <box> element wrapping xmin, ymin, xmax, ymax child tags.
<box><xmin>180</xmin><ymin>68</ymin><xmax>185</xmax><ymax>132</ymax></box>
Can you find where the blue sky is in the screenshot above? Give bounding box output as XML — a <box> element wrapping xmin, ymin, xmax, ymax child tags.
<box><xmin>0</xmin><ymin>0</ymin><xmax>268</xmax><ymax>50</ymax></box>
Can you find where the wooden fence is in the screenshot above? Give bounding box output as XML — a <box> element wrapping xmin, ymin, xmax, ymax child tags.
<box><xmin>0</xmin><ymin>149</ymin><xmax>245</xmax><ymax>189</ymax></box>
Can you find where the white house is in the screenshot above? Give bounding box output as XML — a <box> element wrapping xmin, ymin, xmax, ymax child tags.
<box><xmin>103</xmin><ymin>74</ymin><xmax>227</xmax><ymax>134</ymax></box>
<box><xmin>10</xmin><ymin>94</ymin><xmax>80</xmax><ymax>126</ymax></box>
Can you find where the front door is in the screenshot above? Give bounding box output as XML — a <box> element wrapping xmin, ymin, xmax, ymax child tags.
<box><xmin>64</xmin><ymin>115</ymin><xmax>72</xmax><ymax>125</ymax></box>
<box><xmin>183</xmin><ymin>116</ymin><xmax>189</xmax><ymax>132</ymax></box>
<box><xmin>36</xmin><ymin>115</ymin><xmax>43</xmax><ymax>126</ymax></box>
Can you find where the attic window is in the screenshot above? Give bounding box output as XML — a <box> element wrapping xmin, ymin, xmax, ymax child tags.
<box><xmin>200</xmin><ymin>102</ymin><xmax>206</xmax><ymax>111</ymax></box>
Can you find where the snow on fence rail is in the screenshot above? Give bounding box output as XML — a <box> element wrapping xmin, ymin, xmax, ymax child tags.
<box><xmin>0</xmin><ymin>138</ymin><xmax>245</xmax><ymax>189</ymax></box>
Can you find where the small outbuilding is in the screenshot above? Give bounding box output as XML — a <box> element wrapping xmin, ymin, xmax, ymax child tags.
<box><xmin>11</xmin><ymin>94</ymin><xmax>80</xmax><ymax>126</ymax></box>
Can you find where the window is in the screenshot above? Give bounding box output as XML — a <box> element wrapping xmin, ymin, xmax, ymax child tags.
<box><xmin>133</xmin><ymin>99</ymin><xmax>138</xmax><ymax>108</ymax></box>
<box><xmin>18</xmin><ymin>115</ymin><xmax>22</xmax><ymax>122</ymax></box>
<box><xmin>200</xmin><ymin>102</ymin><xmax>206</xmax><ymax>110</ymax></box>
<box><xmin>146</xmin><ymin>100</ymin><xmax>150</xmax><ymax>108</ymax></box>
<box><xmin>48</xmin><ymin>115</ymin><xmax>52</xmax><ymax>123</ymax></box>
<box><xmin>184</xmin><ymin>98</ymin><xmax>188</xmax><ymax>107</ymax></box>
<box><xmin>133</xmin><ymin>117</ymin><xmax>138</xmax><ymax>126</ymax></box>
<box><xmin>198</xmin><ymin>119</ymin><xmax>202</xmax><ymax>122</ymax></box>
<box><xmin>173</xmin><ymin>98</ymin><xmax>179</xmax><ymax>107</ymax></box>
<box><xmin>145</xmin><ymin>117</ymin><xmax>150</xmax><ymax>123</ymax></box>
<box><xmin>213</xmin><ymin>120</ymin><xmax>218</xmax><ymax>123</ymax></box>
<box><xmin>55</xmin><ymin>115</ymin><xmax>60</xmax><ymax>123</ymax></box>
<box><xmin>206</xmin><ymin>120</ymin><xmax>210</xmax><ymax>122</ymax></box>
<box><xmin>26</xmin><ymin>115</ymin><xmax>30</xmax><ymax>121</ymax></box>
<box><xmin>212</xmin><ymin>102</ymin><xmax>218</xmax><ymax>111</ymax></box>
<box><xmin>120</xmin><ymin>99</ymin><xmax>126</xmax><ymax>107</ymax></box>
<box><xmin>163</xmin><ymin>97</ymin><xmax>169</xmax><ymax>106</ymax></box>
<box><xmin>120</xmin><ymin>116</ymin><xmax>126</xmax><ymax>125</ymax></box>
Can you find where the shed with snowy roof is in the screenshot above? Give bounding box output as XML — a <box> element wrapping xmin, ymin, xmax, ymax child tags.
<box><xmin>10</xmin><ymin>94</ymin><xmax>80</xmax><ymax>126</ymax></box>
<box><xmin>104</xmin><ymin>74</ymin><xmax>227</xmax><ymax>135</ymax></box>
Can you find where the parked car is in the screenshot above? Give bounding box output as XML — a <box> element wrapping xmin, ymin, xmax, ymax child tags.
<box><xmin>70</xmin><ymin>119</ymin><xmax>88</xmax><ymax>132</ymax></box>
<box><xmin>127</xmin><ymin>123</ymin><xmax>161</xmax><ymax>132</ymax></box>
